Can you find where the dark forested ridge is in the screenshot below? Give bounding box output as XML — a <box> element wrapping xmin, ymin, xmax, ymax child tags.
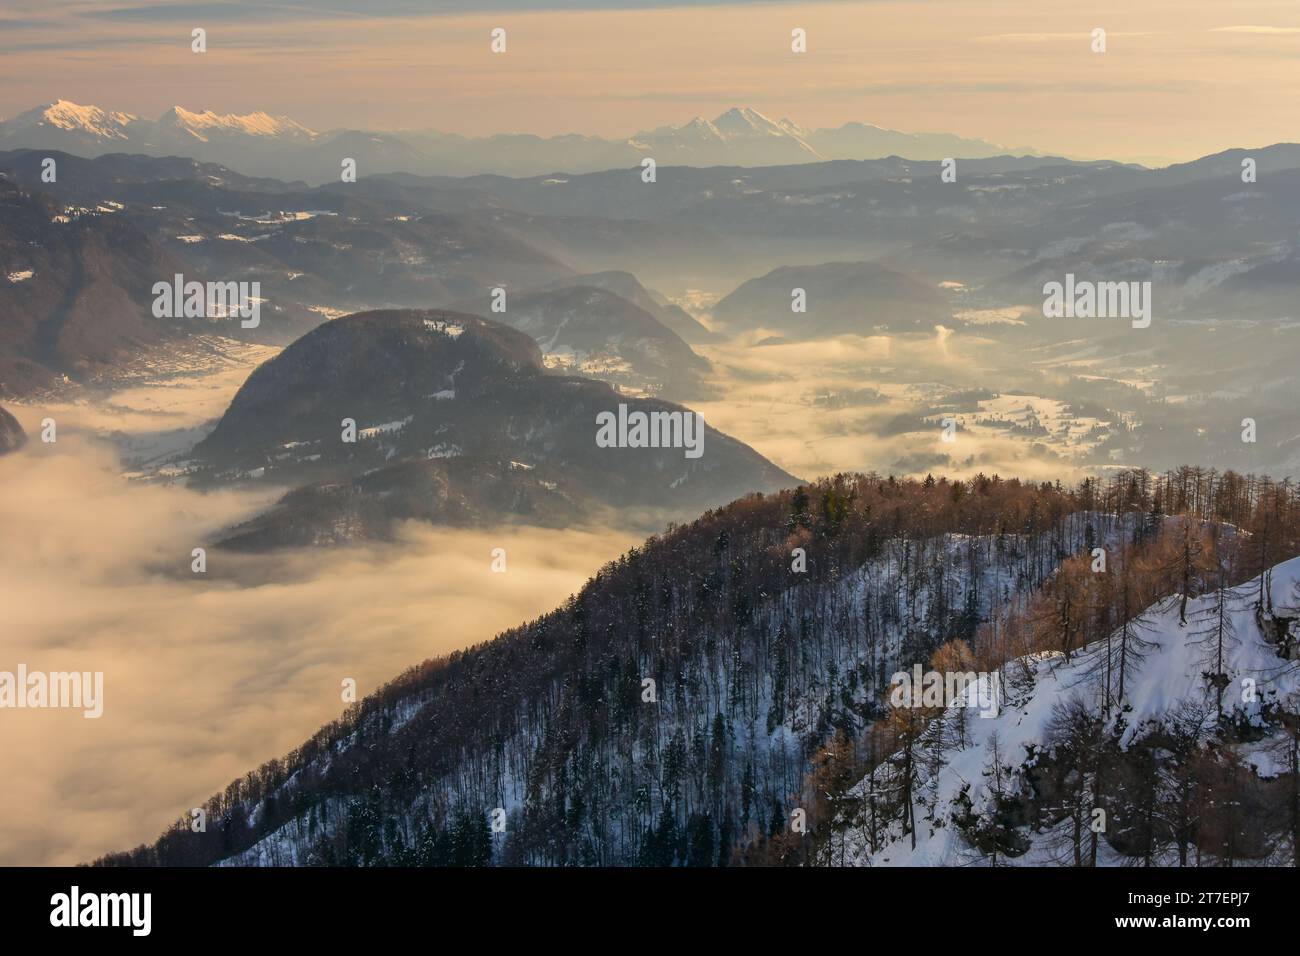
<box><xmin>97</xmin><ymin>467</ymin><xmax>1300</xmax><ymax>867</ymax></box>
<box><xmin>190</xmin><ymin>309</ymin><xmax>796</xmax><ymax>548</ymax></box>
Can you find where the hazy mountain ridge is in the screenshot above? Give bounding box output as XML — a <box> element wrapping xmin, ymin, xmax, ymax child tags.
<box><xmin>711</xmin><ymin>261</ymin><xmax>954</xmax><ymax>338</ymax></box>
<box><xmin>0</xmin><ymin>101</ymin><xmax>1019</xmax><ymax>182</ymax></box>
<box><xmin>449</xmin><ymin>284</ymin><xmax>712</xmax><ymax>400</ymax></box>
<box><xmin>0</xmin><ymin>151</ymin><xmax>579</xmax><ymax>394</ymax></box>
<box><xmin>0</xmin><ymin>175</ymin><xmax>195</xmax><ymax>394</ymax></box>
<box><xmin>536</xmin><ymin>271</ymin><xmax>712</xmax><ymax>343</ymax></box>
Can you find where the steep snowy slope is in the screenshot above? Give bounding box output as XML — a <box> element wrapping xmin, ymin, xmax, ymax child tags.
<box><xmin>835</xmin><ymin>558</ymin><xmax>1300</xmax><ymax>866</ymax></box>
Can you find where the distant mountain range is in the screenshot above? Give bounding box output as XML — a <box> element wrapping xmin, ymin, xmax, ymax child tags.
<box><xmin>7</xmin><ymin>141</ymin><xmax>1300</xmax><ymax>404</ymax></box>
<box><xmin>0</xmin><ymin>101</ymin><xmax>1024</xmax><ymax>182</ymax></box>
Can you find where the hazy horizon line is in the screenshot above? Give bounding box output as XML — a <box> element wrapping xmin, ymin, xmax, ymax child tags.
<box><xmin>14</xmin><ymin>95</ymin><xmax>1291</xmax><ymax>170</ymax></box>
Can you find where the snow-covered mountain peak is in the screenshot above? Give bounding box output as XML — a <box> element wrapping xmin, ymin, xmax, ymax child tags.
<box><xmin>160</xmin><ymin>106</ymin><xmax>317</xmax><ymax>141</ymax></box>
<box><xmin>631</xmin><ymin>106</ymin><xmax>824</xmax><ymax>161</ymax></box>
<box><xmin>679</xmin><ymin>116</ymin><xmax>722</xmax><ymax>136</ymax></box>
<box><xmin>712</xmin><ymin>106</ymin><xmax>783</xmax><ymax>135</ymax></box>
<box><xmin>33</xmin><ymin>100</ymin><xmax>138</xmax><ymax>138</ymax></box>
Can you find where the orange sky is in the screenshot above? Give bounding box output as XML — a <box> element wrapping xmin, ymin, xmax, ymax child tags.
<box><xmin>1</xmin><ymin>1</ymin><xmax>1299</xmax><ymax>165</ymax></box>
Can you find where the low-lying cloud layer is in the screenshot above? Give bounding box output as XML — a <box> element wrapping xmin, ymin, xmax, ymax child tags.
<box><xmin>0</xmin><ymin>415</ymin><xmax>636</xmax><ymax>865</ymax></box>
<box><xmin>694</xmin><ymin>329</ymin><xmax>1096</xmax><ymax>484</ymax></box>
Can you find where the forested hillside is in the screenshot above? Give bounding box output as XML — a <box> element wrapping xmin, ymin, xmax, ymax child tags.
<box><xmin>98</xmin><ymin>467</ymin><xmax>1300</xmax><ymax>867</ymax></box>
<box><xmin>817</xmin><ymin>554</ymin><xmax>1300</xmax><ymax>867</ymax></box>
